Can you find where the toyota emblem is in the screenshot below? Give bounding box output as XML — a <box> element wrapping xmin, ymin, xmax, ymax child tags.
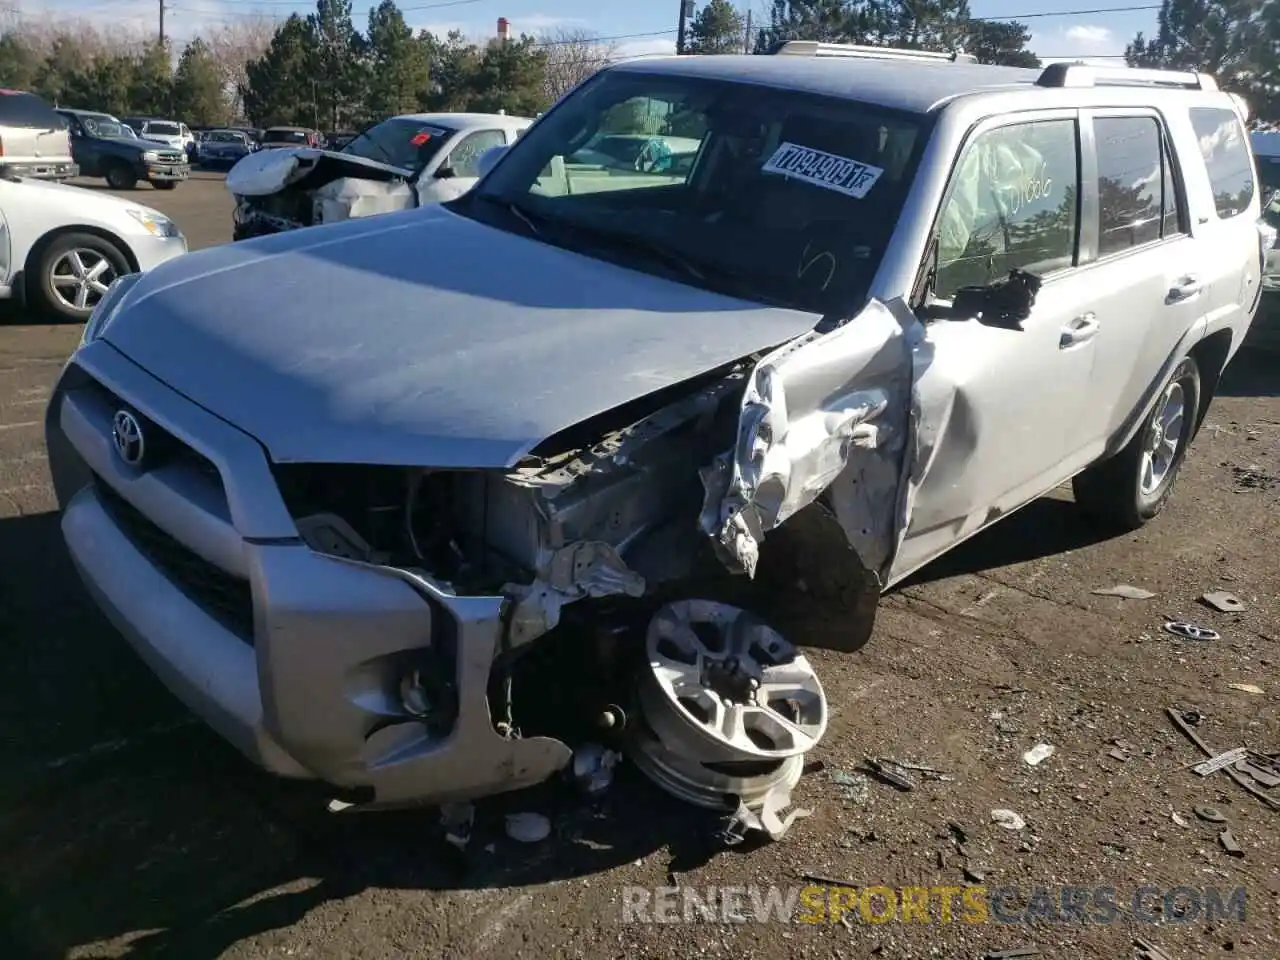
<box><xmin>111</xmin><ymin>410</ymin><xmax>146</xmax><ymax>467</ymax></box>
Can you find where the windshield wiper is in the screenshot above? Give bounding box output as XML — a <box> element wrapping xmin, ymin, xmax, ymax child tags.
<box><xmin>553</xmin><ymin>221</ymin><xmax>706</xmax><ymax>283</ymax></box>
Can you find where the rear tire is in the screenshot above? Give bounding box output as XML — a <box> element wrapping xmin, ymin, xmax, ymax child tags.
<box><xmin>105</xmin><ymin>164</ymin><xmax>137</xmax><ymax>190</ymax></box>
<box><xmin>1073</xmin><ymin>354</ymin><xmax>1202</xmax><ymax>530</ymax></box>
<box><xmin>29</xmin><ymin>232</ymin><xmax>131</xmax><ymax>323</ymax></box>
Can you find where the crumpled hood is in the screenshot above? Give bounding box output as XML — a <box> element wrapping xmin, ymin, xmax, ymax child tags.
<box><xmin>102</xmin><ymin>206</ymin><xmax>818</xmax><ymax>468</ymax></box>
<box><xmin>226</xmin><ymin>147</ymin><xmax>411</xmax><ymax>196</ymax></box>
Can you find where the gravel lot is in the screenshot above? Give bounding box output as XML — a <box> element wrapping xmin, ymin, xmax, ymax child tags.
<box><xmin>1</xmin><ymin>173</ymin><xmax>1278</xmax><ymax>960</ymax></box>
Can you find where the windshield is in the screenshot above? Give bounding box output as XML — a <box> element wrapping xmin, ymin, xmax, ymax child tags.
<box><xmin>342</xmin><ymin>117</ymin><xmax>453</xmax><ymax>170</ymax></box>
<box><xmin>82</xmin><ymin>116</ymin><xmax>130</xmax><ymax>139</ymax></box>
<box><xmin>208</xmin><ymin>131</ymin><xmax>247</xmax><ymax>144</ymax></box>
<box><xmin>145</xmin><ymin>122</ymin><xmax>181</xmax><ymax>136</ymax></box>
<box><xmin>265</xmin><ymin>129</ymin><xmax>309</xmax><ymax>144</ymax></box>
<box><xmin>467</xmin><ymin>69</ymin><xmax>927</xmax><ymax>315</ymax></box>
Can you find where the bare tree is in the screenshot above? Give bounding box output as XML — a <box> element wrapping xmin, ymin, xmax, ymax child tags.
<box><xmin>206</xmin><ymin>16</ymin><xmax>276</xmax><ymax>120</ymax></box>
<box><xmin>538</xmin><ymin>27</ymin><xmax>618</xmax><ymax>104</ymax></box>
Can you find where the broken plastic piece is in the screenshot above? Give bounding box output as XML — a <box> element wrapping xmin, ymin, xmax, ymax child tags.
<box><xmin>1193</xmin><ymin>747</ymin><xmax>1249</xmax><ymax>776</ymax></box>
<box><xmin>440</xmin><ymin>801</ymin><xmax>475</xmax><ymax>850</ymax></box>
<box><xmin>571</xmin><ymin>742</ymin><xmax>622</xmax><ymax>795</ymax></box>
<box><xmin>505</xmin><ymin>812</ymin><xmax>551</xmax><ymax>843</ymax></box>
<box><xmin>1092</xmin><ymin>584</ymin><xmax>1156</xmax><ymax>599</ymax></box>
<box><xmin>1218</xmin><ymin>828</ymin><xmax>1244</xmax><ymax>857</ymax></box>
<box><xmin>718</xmin><ymin>791</ymin><xmax>812</xmax><ymax>845</ymax></box>
<box><xmin>1022</xmin><ymin>743</ymin><xmax>1055</xmax><ymax>766</ymax></box>
<box><xmin>990</xmin><ymin>808</ymin><xmax>1026</xmax><ymax>830</ymax></box>
<box><xmin>1227</xmin><ymin>682</ymin><xmax>1264</xmax><ymax>695</ymax></box>
<box><xmin>1201</xmin><ymin>590</ymin><xmax>1246</xmax><ymax>613</ymax></box>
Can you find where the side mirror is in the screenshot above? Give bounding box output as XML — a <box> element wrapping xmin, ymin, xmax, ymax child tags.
<box><xmin>476</xmin><ymin>144</ymin><xmax>508</xmax><ymax>179</ymax></box>
<box><xmin>435</xmin><ymin>165</ymin><xmax>457</xmax><ymax>179</ymax></box>
<box><xmin>940</xmin><ymin>269</ymin><xmax>1042</xmax><ymax>330</ymax></box>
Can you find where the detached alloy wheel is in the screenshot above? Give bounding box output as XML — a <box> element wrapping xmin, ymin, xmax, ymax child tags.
<box><xmin>31</xmin><ymin>232</ymin><xmax>130</xmax><ymax>322</ymax></box>
<box><xmin>1073</xmin><ymin>354</ymin><xmax>1202</xmax><ymax>530</ymax></box>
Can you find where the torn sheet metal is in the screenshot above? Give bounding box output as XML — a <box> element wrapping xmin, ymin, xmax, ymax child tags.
<box><xmin>699</xmin><ymin>297</ymin><xmax>917</xmax><ymax>580</ymax></box>
<box><xmin>312</xmin><ymin>177</ymin><xmax>416</xmax><ymax>225</ymax></box>
<box><xmin>504</xmin><ymin>541</ymin><xmax>646</xmax><ymax>646</ymax></box>
<box><xmin>226</xmin><ymin>147</ymin><xmax>411</xmax><ymax>196</ymax></box>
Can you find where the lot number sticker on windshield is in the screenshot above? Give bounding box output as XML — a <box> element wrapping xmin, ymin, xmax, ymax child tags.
<box><xmin>762</xmin><ymin>142</ymin><xmax>884</xmax><ymax>199</ymax></box>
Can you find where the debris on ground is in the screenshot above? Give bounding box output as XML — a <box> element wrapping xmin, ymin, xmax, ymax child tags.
<box><xmin>1192</xmin><ymin>747</ymin><xmax>1249</xmax><ymax>776</ymax></box>
<box><xmin>1218</xmin><ymin>828</ymin><xmax>1245</xmax><ymax>858</ymax></box>
<box><xmin>1194</xmin><ymin>805</ymin><xmax>1227</xmax><ymax>824</ymax></box>
<box><xmin>1170</xmin><ymin>811</ymin><xmax>1189</xmax><ymax>827</ymax></box>
<box><xmin>1236</xmin><ymin>755</ymin><xmax>1280</xmax><ymax>787</ymax></box>
<box><xmin>1230</xmin><ymin>463</ymin><xmax>1279</xmax><ymax>491</ymax></box>
<box><xmin>1227</xmin><ymin>682</ymin><xmax>1265</xmax><ymax>695</ymax></box>
<box><xmin>984</xmin><ymin>947</ymin><xmax>1040</xmax><ymax>960</ymax></box>
<box><xmin>1022</xmin><ymin>743</ymin><xmax>1056</xmax><ymax>766</ymax></box>
<box><xmin>1109</xmin><ymin>747</ymin><xmax>1130</xmax><ymax>762</ymax></box>
<box><xmin>1133</xmin><ymin>937</ymin><xmax>1177</xmax><ymax>960</ymax></box>
<box><xmin>990</xmin><ymin>808</ymin><xmax>1026</xmax><ymax>830</ymax></box>
<box><xmin>1092</xmin><ymin>585</ymin><xmax>1156</xmax><ymax>600</ymax></box>
<box><xmin>860</xmin><ymin>756</ymin><xmax>915</xmax><ymax>791</ymax></box>
<box><xmin>797</xmin><ymin>868</ymin><xmax>857</xmax><ymax>887</ymax></box>
<box><xmin>1163</xmin><ymin>620</ymin><xmax>1221</xmax><ymax>641</ymax></box>
<box><xmin>1167</xmin><ymin>707</ymin><xmax>1280</xmax><ymax>811</ymax></box>
<box><xmin>570</xmin><ymin>743</ymin><xmax>622</xmax><ymax>795</ymax></box>
<box><xmin>873</xmin><ymin>757</ymin><xmax>953</xmax><ymax>781</ymax></box>
<box><xmin>440</xmin><ymin>802</ymin><xmax>475</xmax><ymax>850</ymax></box>
<box><xmin>1201</xmin><ymin>590</ymin><xmax>1246</xmax><ymax>613</ymax></box>
<box><xmin>830</xmin><ymin>769</ymin><xmax>871</xmax><ymax>804</ymax></box>
<box><xmin>629</xmin><ymin>600</ymin><xmax>825</xmax><ymax>842</ymax></box>
<box><xmin>505</xmin><ymin>812</ymin><xmax>551</xmax><ymax>843</ymax></box>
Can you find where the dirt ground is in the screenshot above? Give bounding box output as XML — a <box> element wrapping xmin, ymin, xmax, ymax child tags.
<box><xmin>0</xmin><ymin>175</ymin><xmax>1277</xmax><ymax>959</ymax></box>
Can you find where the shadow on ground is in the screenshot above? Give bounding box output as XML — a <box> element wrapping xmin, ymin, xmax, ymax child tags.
<box><xmin>1218</xmin><ymin>344</ymin><xmax>1280</xmax><ymax>398</ymax></box>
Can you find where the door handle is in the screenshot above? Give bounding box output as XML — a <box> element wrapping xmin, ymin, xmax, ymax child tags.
<box><xmin>1166</xmin><ymin>275</ymin><xmax>1204</xmax><ymax>304</ymax></box>
<box><xmin>1060</xmin><ymin>312</ymin><xmax>1099</xmax><ymax>348</ymax></box>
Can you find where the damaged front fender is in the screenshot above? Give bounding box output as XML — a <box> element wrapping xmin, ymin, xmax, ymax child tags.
<box><xmin>700</xmin><ymin>298</ymin><xmax>920</xmax><ymax>584</ymax></box>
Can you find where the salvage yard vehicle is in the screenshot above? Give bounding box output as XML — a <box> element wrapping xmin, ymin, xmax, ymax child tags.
<box><xmin>46</xmin><ymin>44</ymin><xmax>1266</xmax><ymax>831</ymax></box>
<box><xmin>196</xmin><ymin>129</ymin><xmax>254</xmax><ymax>169</ymax></box>
<box><xmin>56</xmin><ymin>109</ymin><xmax>189</xmax><ymax>190</ymax></box>
<box><xmin>0</xmin><ymin>89</ymin><xmax>78</xmax><ymax>181</ymax></box>
<box><xmin>0</xmin><ymin>169</ymin><xmax>185</xmax><ymax>321</ymax></box>
<box><xmin>227</xmin><ymin>112</ymin><xmax>531</xmax><ymax>238</ymax></box>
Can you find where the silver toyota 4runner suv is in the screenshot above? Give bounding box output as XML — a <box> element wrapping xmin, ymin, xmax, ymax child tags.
<box><xmin>46</xmin><ymin>43</ymin><xmax>1266</xmax><ymax>813</ymax></box>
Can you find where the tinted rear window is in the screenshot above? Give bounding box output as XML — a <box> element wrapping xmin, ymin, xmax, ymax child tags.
<box><xmin>1189</xmin><ymin>107</ymin><xmax>1255</xmax><ymax>219</ymax></box>
<box><xmin>146</xmin><ymin>122</ymin><xmax>181</xmax><ymax>136</ymax></box>
<box><xmin>265</xmin><ymin>129</ymin><xmax>309</xmax><ymax>143</ymax></box>
<box><xmin>0</xmin><ymin>90</ymin><xmax>63</xmax><ymax>128</ymax></box>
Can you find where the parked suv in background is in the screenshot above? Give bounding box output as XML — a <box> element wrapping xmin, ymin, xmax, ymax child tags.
<box><xmin>57</xmin><ymin>109</ymin><xmax>189</xmax><ymax>190</ymax></box>
<box><xmin>0</xmin><ymin>89</ymin><xmax>77</xmax><ymax>180</ymax></box>
<box><xmin>45</xmin><ymin>45</ymin><xmax>1266</xmax><ymax>815</ymax></box>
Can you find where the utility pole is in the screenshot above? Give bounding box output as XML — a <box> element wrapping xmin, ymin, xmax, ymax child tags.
<box><xmin>158</xmin><ymin>0</ymin><xmax>165</xmax><ymax>44</ymax></box>
<box><xmin>676</xmin><ymin>0</ymin><xmax>693</xmax><ymax>55</ymax></box>
<box><xmin>743</xmin><ymin>9</ymin><xmax>753</xmax><ymax>53</ymax></box>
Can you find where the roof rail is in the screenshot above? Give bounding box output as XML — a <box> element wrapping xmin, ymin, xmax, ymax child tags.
<box><xmin>768</xmin><ymin>40</ymin><xmax>978</xmax><ymax>65</ymax></box>
<box><xmin>1036</xmin><ymin>61</ymin><xmax>1218</xmax><ymax>91</ymax></box>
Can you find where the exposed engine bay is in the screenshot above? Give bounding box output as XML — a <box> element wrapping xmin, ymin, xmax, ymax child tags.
<box><xmin>269</xmin><ymin>297</ymin><xmax>917</xmax><ymax>840</ymax></box>
<box><xmin>228</xmin><ymin>147</ymin><xmax>416</xmax><ymax>237</ymax></box>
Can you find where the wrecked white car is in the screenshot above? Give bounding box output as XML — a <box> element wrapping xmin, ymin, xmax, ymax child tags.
<box><xmin>48</xmin><ymin>46</ymin><xmax>1263</xmax><ymax>833</ymax></box>
<box><xmin>228</xmin><ymin>112</ymin><xmax>531</xmax><ymax>239</ymax></box>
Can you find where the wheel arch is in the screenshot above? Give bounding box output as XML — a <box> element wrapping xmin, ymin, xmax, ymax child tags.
<box><xmin>25</xmin><ymin>224</ymin><xmax>139</xmax><ymax>278</ymax></box>
<box><xmin>1187</xmin><ymin>328</ymin><xmax>1233</xmax><ymax>436</ymax></box>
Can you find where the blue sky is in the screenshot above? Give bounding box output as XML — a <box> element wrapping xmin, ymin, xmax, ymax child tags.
<box><xmin>25</xmin><ymin>0</ymin><xmax>1158</xmax><ymax>62</ymax></box>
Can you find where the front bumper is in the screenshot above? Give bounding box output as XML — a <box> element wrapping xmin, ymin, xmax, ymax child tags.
<box><xmin>46</xmin><ymin>341</ymin><xmax>570</xmax><ymax>806</ymax></box>
<box><xmin>132</xmin><ymin>234</ymin><xmax>188</xmax><ymax>273</ymax></box>
<box><xmin>0</xmin><ymin>159</ymin><xmax>79</xmax><ymax>180</ymax></box>
<box><xmin>145</xmin><ymin>163</ymin><xmax>189</xmax><ymax>182</ymax></box>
